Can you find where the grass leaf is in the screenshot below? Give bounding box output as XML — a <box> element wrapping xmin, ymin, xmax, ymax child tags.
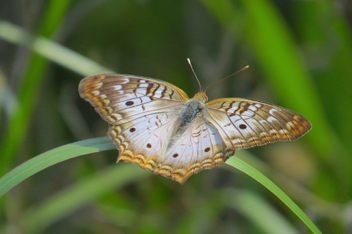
<box><xmin>0</xmin><ymin>137</ymin><xmax>321</xmax><ymax>233</ymax></box>
<box><xmin>226</xmin><ymin>157</ymin><xmax>321</xmax><ymax>234</ymax></box>
<box><xmin>0</xmin><ymin>137</ymin><xmax>114</xmax><ymax>197</ymax></box>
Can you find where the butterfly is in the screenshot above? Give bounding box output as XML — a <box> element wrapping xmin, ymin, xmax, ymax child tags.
<box><xmin>79</xmin><ymin>73</ymin><xmax>311</xmax><ymax>184</ymax></box>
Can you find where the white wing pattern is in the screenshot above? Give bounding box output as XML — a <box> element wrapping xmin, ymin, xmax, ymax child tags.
<box><xmin>79</xmin><ymin>74</ymin><xmax>311</xmax><ymax>183</ymax></box>
<box><xmin>204</xmin><ymin>98</ymin><xmax>311</xmax><ymax>150</ymax></box>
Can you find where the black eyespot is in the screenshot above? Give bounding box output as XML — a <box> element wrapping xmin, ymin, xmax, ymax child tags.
<box><xmin>126</xmin><ymin>101</ymin><xmax>134</xmax><ymax>106</ymax></box>
<box><xmin>146</xmin><ymin>143</ymin><xmax>152</xmax><ymax>148</ymax></box>
<box><xmin>239</xmin><ymin>124</ymin><xmax>247</xmax><ymax>129</ymax></box>
<box><xmin>173</xmin><ymin>153</ymin><xmax>179</xmax><ymax>158</ymax></box>
<box><xmin>204</xmin><ymin>147</ymin><xmax>211</xmax><ymax>152</ymax></box>
<box><xmin>130</xmin><ymin>127</ymin><xmax>136</xmax><ymax>132</ymax></box>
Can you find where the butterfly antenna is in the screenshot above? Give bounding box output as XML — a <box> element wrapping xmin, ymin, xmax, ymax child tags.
<box><xmin>187</xmin><ymin>58</ymin><xmax>202</xmax><ymax>92</ymax></box>
<box><xmin>205</xmin><ymin>65</ymin><xmax>249</xmax><ymax>91</ymax></box>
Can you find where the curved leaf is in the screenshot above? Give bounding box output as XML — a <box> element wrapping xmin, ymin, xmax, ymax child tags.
<box><xmin>0</xmin><ymin>137</ymin><xmax>114</xmax><ymax>197</ymax></box>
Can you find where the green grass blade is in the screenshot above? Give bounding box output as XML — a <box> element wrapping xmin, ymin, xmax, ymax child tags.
<box><xmin>0</xmin><ymin>0</ymin><xmax>73</xmax><ymax>175</ymax></box>
<box><xmin>0</xmin><ymin>136</ymin><xmax>150</xmax><ymax>233</ymax></box>
<box><xmin>21</xmin><ymin>163</ymin><xmax>150</xmax><ymax>234</ymax></box>
<box><xmin>0</xmin><ymin>136</ymin><xmax>321</xmax><ymax>232</ymax></box>
<box><xmin>238</xmin><ymin>0</ymin><xmax>352</xmax><ymax>195</ymax></box>
<box><xmin>0</xmin><ymin>137</ymin><xmax>114</xmax><ymax>197</ymax></box>
<box><xmin>293</xmin><ymin>1</ymin><xmax>352</xmax><ymax>151</ymax></box>
<box><xmin>202</xmin><ymin>0</ymin><xmax>352</xmax><ymax>199</ymax></box>
<box><xmin>292</xmin><ymin>2</ymin><xmax>352</xmax><ymax>195</ymax></box>
<box><xmin>0</xmin><ymin>21</ymin><xmax>114</xmax><ymax>76</ymax></box>
<box><xmin>226</xmin><ymin>157</ymin><xmax>321</xmax><ymax>234</ymax></box>
<box><xmin>38</xmin><ymin>0</ymin><xmax>72</xmax><ymax>37</ymax></box>
<box><xmin>201</xmin><ymin>0</ymin><xmax>332</xmax><ymax>158</ymax></box>
<box><xmin>0</xmin><ymin>18</ymin><xmax>115</xmax><ymax>175</ymax></box>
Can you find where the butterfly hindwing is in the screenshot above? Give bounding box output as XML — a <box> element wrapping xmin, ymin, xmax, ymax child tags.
<box><xmin>108</xmin><ymin>112</ymin><xmax>180</xmax><ymax>172</ymax></box>
<box><xmin>159</xmin><ymin>117</ymin><xmax>234</xmax><ymax>183</ymax></box>
<box><xmin>108</xmin><ymin>112</ymin><xmax>234</xmax><ymax>184</ymax></box>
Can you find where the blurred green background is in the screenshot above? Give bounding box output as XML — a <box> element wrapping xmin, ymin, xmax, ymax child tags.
<box><xmin>0</xmin><ymin>0</ymin><xmax>351</xmax><ymax>233</ymax></box>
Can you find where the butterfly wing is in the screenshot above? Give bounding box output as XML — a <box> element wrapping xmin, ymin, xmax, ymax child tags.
<box><xmin>203</xmin><ymin>98</ymin><xmax>311</xmax><ymax>150</ymax></box>
<box><xmin>79</xmin><ymin>74</ymin><xmax>193</xmax><ymax>181</ymax></box>
<box><xmin>79</xmin><ymin>74</ymin><xmax>189</xmax><ymax>125</ymax></box>
<box><xmin>108</xmin><ymin>112</ymin><xmax>181</xmax><ymax>174</ymax></box>
<box><xmin>158</xmin><ymin>117</ymin><xmax>234</xmax><ymax>183</ymax></box>
<box><xmin>79</xmin><ymin>74</ymin><xmax>311</xmax><ymax>183</ymax></box>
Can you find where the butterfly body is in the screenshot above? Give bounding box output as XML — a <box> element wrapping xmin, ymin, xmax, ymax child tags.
<box><xmin>79</xmin><ymin>74</ymin><xmax>311</xmax><ymax>183</ymax></box>
<box><xmin>171</xmin><ymin>94</ymin><xmax>204</xmax><ymax>140</ymax></box>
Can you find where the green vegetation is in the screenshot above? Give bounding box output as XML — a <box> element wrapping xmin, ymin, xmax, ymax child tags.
<box><xmin>1</xmin><ymin>1</ymin><xmax>351</xmax><ymax>233</ymax></box>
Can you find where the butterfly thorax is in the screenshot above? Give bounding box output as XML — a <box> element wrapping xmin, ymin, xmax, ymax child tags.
<box><xmin>177</xmin><ymin>91</ymin><xmax>209</xmax><ymax>133</ymax></box>
<box><xmin>193</xmin><ymin>91</ymin><xmax>208</xmax><ymax>103</ymax></box>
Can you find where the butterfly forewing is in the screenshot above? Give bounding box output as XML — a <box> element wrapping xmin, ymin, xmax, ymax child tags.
<box><xmin>79</xmin><ymin>74</ymin><xmax>189</xmax><ymax>125</ymax></box>
<box><xmin>204</xmin><ymin>98</ymin><xmax>311</xmax><ymax>150</ymax></box>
